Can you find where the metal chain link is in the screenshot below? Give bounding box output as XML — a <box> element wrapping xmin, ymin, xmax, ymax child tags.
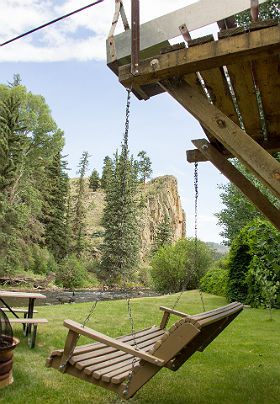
<box><xmin>171</xmin><ymin>162</ymin><xmax>205</xmax><ymax>313</ymax></box>
<box><xmin>82</xmin><ymin>299</ymin><xmax>99</xmax><ymax>328</ymax></box>
<box><xmin>121</xmin><ymin>89</ymin><xmax>140</xmax><ymax>398</ymax></box>
<box><xmin>194</xmin><ymin>162</ymin><xmax>206</xmax><ymax>312</ymax></box>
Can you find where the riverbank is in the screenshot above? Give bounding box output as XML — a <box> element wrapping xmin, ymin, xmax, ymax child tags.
<box><xmin>0</xmin><ymin>287</ymin><xmax>159</xmax><ymax>306</ymax></box>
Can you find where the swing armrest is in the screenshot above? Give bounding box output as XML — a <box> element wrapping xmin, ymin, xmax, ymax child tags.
<box><xmin>160</xmin><ymin>306</ymin><xmax>190</xmax><ymax>317</ymax></box>
<box><xmin>159</xmin><ymin>306</ymin><xmax>190</xmax><ymax>329</ymax></box>
<box><xmin>63</xmin><ymin>320</ymin><xmax>165</xmax><ymax>367</ymax></box>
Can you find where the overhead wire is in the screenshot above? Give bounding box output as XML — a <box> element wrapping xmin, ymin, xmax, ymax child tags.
<box><xmin>1</xmin><ymin>0</ymin><xmax>105</xmax><ymax>47</ymax></box>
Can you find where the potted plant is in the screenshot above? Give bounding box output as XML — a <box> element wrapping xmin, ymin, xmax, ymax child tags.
<box><xmin>0</xmin><ymin>309</ymin><xmax>20</xmax><ymax>388</ymax></box>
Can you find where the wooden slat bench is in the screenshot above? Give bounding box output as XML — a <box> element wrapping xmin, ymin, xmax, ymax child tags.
<box><xmin>46</xmin><ymin>302</ymin><xmax>243</xmax><ymax>399</ymax></box>
<box><xmin>1</xmin><ymin>307</ymin><xmax>38</xmax><ymax>316</ymax></box>
<box><xmin>10</xmin><ymin>318</ymin><xmax>48</xmax><ymax>349</ymax></box>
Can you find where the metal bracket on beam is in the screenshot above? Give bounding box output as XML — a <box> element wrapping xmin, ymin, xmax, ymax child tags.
<box><xmin>251</xmin><ymin>0</ymin><xmax>259</xmax><ymax>22</ymax></box>
<box><xmin>131</xmin><ymin>0</ymin><xmax>140</xmax><ymax>76</ymax></box>
<box><xmin>107</xmin><ymin>1</ymin><xmax>130</xmax><ymax>64</ymax></box>
<box><xmin>179</xmin><ymin>23</ymin><xmax>191</xmax><ymax>43</ymax></box>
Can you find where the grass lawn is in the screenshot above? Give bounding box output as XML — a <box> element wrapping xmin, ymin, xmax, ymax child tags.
<box><xmin>1</xmin><ymin>291</ymin><xmax>279</xmax><ymax>403</ymax></box>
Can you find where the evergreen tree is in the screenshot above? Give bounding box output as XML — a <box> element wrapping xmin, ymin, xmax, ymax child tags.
<box><xmin>100</xmin><ymin>136</ymin><xmax>140</xmax><ymax>283</ymax></box>
<box><xmin>8</xmin><ymin>74</ymin><xmax>22</xmax><ymax>88</ymax></box>
<box><xmin>152</xmin><ymin>213</ymin><xmax>173</xmax><ymax>254</ymax></box>
<box><xmin>89</xmin><ymin>169</ymin><xmax>100</xmax><ymax>192</ymax></box>
<box><xmin>43</xmin><ymin>152</ymin><xmax>70</xmax><ymax>260</ymax></box>
<box><xmin>0</xmin><ymin>95</ymin><xmax>23</xmax><ymax>195</ymax></box>
<box><xmin>101</xmin><ymin>156</ymin><xmax>113</xmax><ymax>190</ymax></box>
<box><xmin>136</xmin><ymin>150</ymin><xmax>152</xmax><ymax>184</ymax></box>
<box><xmin>0</xmin><ymin>81</ymin><xmax>64</xmax><ymax>274</ymax></box>
<box><xmin>72</xmin><ymin>151</ymin><xmax>90</xmax><ymax>257</ymax></box>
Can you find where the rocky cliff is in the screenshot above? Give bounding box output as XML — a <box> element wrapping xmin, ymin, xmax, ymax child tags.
<box><xmin>71</xmin><ymin>175</ymin><xmax>185</xmax><ymax>261</ymax></box>
<box><xmin>139</xmin><ymin>176</ymin><xmax>186</xmax><ymax>258</ymax></box>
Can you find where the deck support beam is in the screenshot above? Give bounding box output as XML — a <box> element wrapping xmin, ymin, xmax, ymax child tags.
<box><xmin>159</xmin><ymin>79</ymin><xmax>280</xmax><ymax>201</ymax></box>
<box><xmin>192</xmin><ymin>139</ymin><xmax>280</xmax><ymax>231</ymax></box>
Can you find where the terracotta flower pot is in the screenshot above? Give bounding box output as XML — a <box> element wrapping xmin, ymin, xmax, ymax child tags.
<box><xmin>0</xmin><ymin>337</ymin><xmax>20</xmax><ymax>389</ymax></box>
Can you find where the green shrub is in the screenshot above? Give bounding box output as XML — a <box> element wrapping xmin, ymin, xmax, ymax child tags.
<box><xmin>137</xmin><ymin>266</ymin><xmax>152</xmax><ymax>287</ymax></box>
<box><xmin>200</xmin><ymin>259</ymin><xmax>229</xmax><ymax>297</ymax></box>
<box><xmin>227</xmin><ymin>218</ymin><xmax>280</xmax><ymax>308</ymax></box>
<box><xmin>151</xmin><ymin>238</ymin><xmax>213</xmax><ymax>293</ymax></box>
<box><xmin>30</xmin><ymin>245</ymin><xmax>57</xmax><ymax>274</ymax></box>
<box><xmin>56</xmin><ymin>255</ymin><xmax>88</xmax><ymax>289</ymax></box>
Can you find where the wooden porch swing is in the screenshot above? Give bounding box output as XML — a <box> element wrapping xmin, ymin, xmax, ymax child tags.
<box><xmin>46</xmin><ymin>302</ymin><xmax>243</xmax><ymax>399</ymax></box>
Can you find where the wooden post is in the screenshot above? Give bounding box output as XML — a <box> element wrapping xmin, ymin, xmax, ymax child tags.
<box><xmin>192</xmin><ymin>139</ymin><xmax>280</xmax><ymax>231</ymax></box>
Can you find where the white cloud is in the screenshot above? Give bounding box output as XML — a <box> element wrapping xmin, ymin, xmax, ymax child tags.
<box><xmin>0</xmin><ymin>0</ymin><xmax>202</xmax><ymax>62</ymax></box>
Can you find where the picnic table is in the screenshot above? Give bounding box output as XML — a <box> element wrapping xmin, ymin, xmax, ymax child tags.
<box><xmin>0</xmin><ymin>291</ymin><xmax>48</xmax><ymax>348</ymax></box>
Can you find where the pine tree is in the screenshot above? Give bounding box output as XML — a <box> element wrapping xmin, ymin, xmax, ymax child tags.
<box><xmin>89</xmin><ymin>169</ymin><xmax>100</xmax><ymax>192</ymax></box>
<box><xmin>152</xmin><ymin>213</ymin><xmax>173</xmax><ymax>254</ymax></box>
<box><xmin>0</xmin><ymin>95</ymin><xmax>24</xmax><ymax>195</ymax></box>
<box><xmin>43</xmin><ymin>152</ymin><xmax>70</xmax><ymax>260</ymax></box>
<box><xmin>0</xmin><ymin>81</ymin><xmax>65</xmax><ymax>275</ymax></box>
<box><xmin>136</xmin><ymin>150</ymin><xmax>152</xmax><ymax>184</ymax></box>
<box><xmin>100</xmin><ymin>136</ymin><xmax>140</xmax><ymax>284</ymax></box>
<box><xmin>101</xmin><ymin>156</ymin><xmax>113</xmax><ymax>190</ymax></box>
<box><xmin>72</xmin><ymin>151</ymin><xmax>90</xmax><ymax>257</ymax></box>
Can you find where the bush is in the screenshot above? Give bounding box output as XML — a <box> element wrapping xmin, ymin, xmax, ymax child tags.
<box><xmin>151</xmin><ymin>238</ymin><xmax>213</xmax><ymax>293</ymax></box>
<box><xmin>200</xmin><ymin>258</ymin><xmax>229</xmax><ymax>297</ymax></box>
<box><xmin>227</xmin><ymin>218</ymin><xmax>280</xmax><ymax>308</ymax></box>
<box><xmin>31</xmin><ymin>245</ymin><xmax>57</xmax><ymax>274</ymax></box>
<box><xmin>56</xmin><ymin>255</ymin><xmax>88</xmax><ymax>289</ymax></box>
<box><xmin>137</xmin><ymin>266</ymin><xmax>152</xmax><ymax>287</ymax></box>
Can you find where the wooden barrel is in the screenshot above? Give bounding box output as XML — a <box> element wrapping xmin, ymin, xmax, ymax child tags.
<box><xmin>0</xmin><ymin>337</ymin><xmax>19</xmax><ymax>389</ymax></box>
<box><xmin>0</xmin><ymin>371</ymin><xmax>13</xmax><ymax>388</ymax></box>
<box><xmin>0</xmin><ymin>357</ymin><xmax>13</xmax><ymax>375</ymax></box>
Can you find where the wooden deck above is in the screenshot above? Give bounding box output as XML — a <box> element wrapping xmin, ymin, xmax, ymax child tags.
<box><xmin>108</xmin><ymin>16</ymin><xmax>280</xmax><ymax>230</ymax></box>
<box><xmin>116</xmin><ymin>23</ymin><xmax>280</xmax><ymax>149</ymax></box>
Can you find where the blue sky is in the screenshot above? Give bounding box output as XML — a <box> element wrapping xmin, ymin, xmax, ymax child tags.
<box><xmin>0</xmin><ymin>0</ymin><xmax>228</xmax><ymax>243</ymax></box>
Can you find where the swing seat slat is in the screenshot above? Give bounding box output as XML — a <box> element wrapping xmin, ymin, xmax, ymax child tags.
<box><xmin>46</xmin><ymin>302</ymin><xmax>243</xmax><ymax>399</ymax></box>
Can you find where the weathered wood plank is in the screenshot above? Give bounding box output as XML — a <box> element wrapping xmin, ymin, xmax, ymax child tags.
<box><xmin>119</xmin><ymin>25</ymin><xmax>280</xmax><ymax>88</ymax></box>
<box><xmin>160</xmin><ymin>79</ymin><xmax>280</xmax><ymax>200</ymax></box>
<box><xmin>184</xmin><ymin>73</ymin><xmax>223</xmax><ymax>148</ymax></box>
<box><xmin>226</xmin><ymin>61</ymin><xmax>263</xmax><ymax>139</ymax></box>
<box><xmin>199</xmin><ymin>67</ymin><xmax>239</xmax><ymax>125</ymax></box>
<box><xmin>187</xmin><ymin>138</ymin><xmax>280</xmax><ymax>163</ymax></box>
<box><xmin>254</xmin><ymin>56</ymin><xmax>280</xmax><ymax>138</ymax></box>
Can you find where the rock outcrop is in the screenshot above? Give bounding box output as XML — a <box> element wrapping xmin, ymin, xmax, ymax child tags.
<box><xmin>70</xmin><ymin>175</ymin><xmax>185</xmax><ymax>261</ymax></box>
<box><xmin>139</xmin><ymin>176</ymin><xmax>186</xmax><ymax>259</ymax></box>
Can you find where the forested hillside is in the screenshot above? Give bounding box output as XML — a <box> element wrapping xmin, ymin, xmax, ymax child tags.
<box><xmin>0</xmin><ymin>77</ymin><xmax>69</xmax><ymax>277</ymax></box>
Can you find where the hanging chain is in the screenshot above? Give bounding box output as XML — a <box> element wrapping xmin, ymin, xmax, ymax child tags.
<box><xmin>171</xmin><ymin>163</ymin><xmax>206</xmax><ymax>313</ymax></box>
<box><xmin>194</xmin><ymin>162</ymin><xmax>206</xmax><ymax>312</ymax></box>
<box><xmin>121</xmin><ymin>88</ymin><xmax>139</xmax><ymax>398</ymax></box>
<box><xmin>82</xmin><ymin>299</ymin><xmax>99</xmax><ymax>328</ymax></box>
